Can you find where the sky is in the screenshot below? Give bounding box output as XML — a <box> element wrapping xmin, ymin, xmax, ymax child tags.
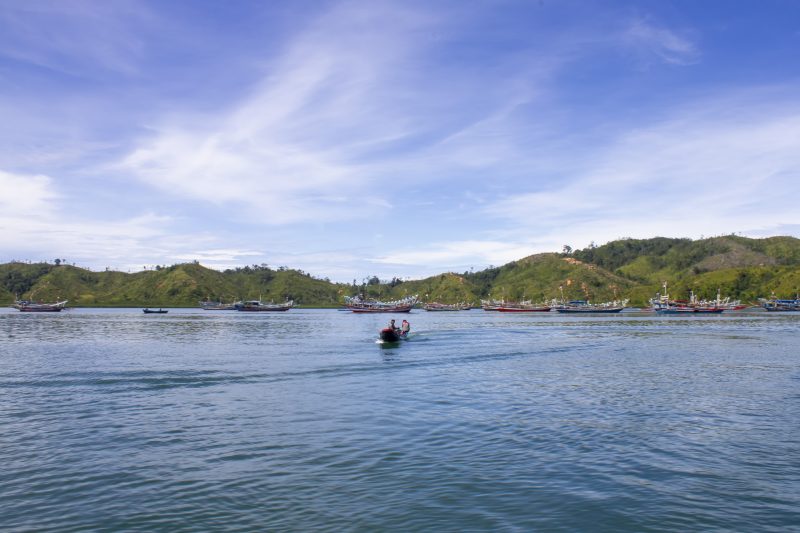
<box><xmin>1</xmin><ymin>0</ymin><xmax>799</xmax><ymax>281</ymax></box>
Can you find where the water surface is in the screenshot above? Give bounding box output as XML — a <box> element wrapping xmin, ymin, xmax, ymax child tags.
<box><xmin>1</xmin><ymin>308</ymin><xmax>798</xmax><ymax>531</ymax></box>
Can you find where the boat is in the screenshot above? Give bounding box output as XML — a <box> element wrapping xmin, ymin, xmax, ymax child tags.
<box><xmin>235</xmin><ymin>299</ymin><xmax>293</xmax><ymax>312</ymax></box>
<box><xmin>496</xmin><ymin>303</ymin><xmax>551</xmax><ymax>312</ymax></box>
<box><xmin>481</xmin><ymin>299</ymin><xmax>505</xmax><ymax>311</ymax></box>
<box><xmin>485</xmin><ymin>298</ymin><xmax>551</xmax><ymax>312</ymax></box>
<box><xmin>423</xmin><ymin>302</ymin><xmax>471</xmax><ymax>311</ymax></box>
<box><xmin>143</xmin><ymin>308</ymin><xmax>168</xmax><ymax>314</ymax></box>
<box><xmin>554</xmin><ymin>299</ymin><xmax>628</xmax><ymax>313</ymax></box>
<box><xmin>760</xmin><ymin>293</ymin><xmax>800</xmax><ymax>312</ymax></box>
<box><xmin>12</xmin><ymin>299</ymin><xmax>68</xmax><ymax>312</ymax></box>
<box><xmin>481</xmin><ymin>298</ymin><xmax>549</xmax><ymax>311</ymax></box>
<box><xmin>379</xmin><ymin>327</ymin><xmax>407</xmax><ymax>342</ymax></box>
<box><xmin>199</xmin><ymin>299</ymin><xmax>237</xmax><ymax>310</ymax></box>
<box><xmin>345</xmin><ymin>295</ymin><xmax>417</xmax><ymax>313</ymax></box>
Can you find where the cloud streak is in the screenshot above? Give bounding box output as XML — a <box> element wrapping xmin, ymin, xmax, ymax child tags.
<box><xmin>624</xmin><ymin>18</ymin><xmax>699</xmax><ymax>66</ymax></box>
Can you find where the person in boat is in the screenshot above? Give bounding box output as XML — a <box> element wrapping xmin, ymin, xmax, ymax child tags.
<box><xmin>388</xmin><ymin>319</ymin><xmax>397</xmax><ymax>332</ymax></box>
<box><xmin>400</xmin><ymin>319</ymin><xmax>410</xmax><ymax>337</ymax></box>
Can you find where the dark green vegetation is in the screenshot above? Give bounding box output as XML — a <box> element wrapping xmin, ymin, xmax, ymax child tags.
<box><xmin>3</xmin><ymin>236</ymin><xmax>800</xmax><ymax>307</ymax></box>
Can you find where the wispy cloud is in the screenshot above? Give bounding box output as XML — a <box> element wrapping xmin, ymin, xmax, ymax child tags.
<box><xmin>483</xmin><ymin>90</ymin><xmax>800</xmax><ymax>250</ymax></box>
<box><xmin>0</xmin><ymin>0</ymin><xmax>152</xmax><ymax>76</ymax></box>
<box><xmin>623</xmin><ymin>18</ymin><xmax>699</xmax><ymax>66</ymax></box>
<box><xmin>377</xmin><ymin>240</ymin><xmax>536</xmax><ymax>270</ymax></box>
<box><xmin>120</xmin><ymin>2</ymin><xmax>443</xmax><ymax>222</ymax></box>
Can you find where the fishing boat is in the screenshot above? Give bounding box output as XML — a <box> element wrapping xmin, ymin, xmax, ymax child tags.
<box><xmin>497</xmin><ymin>304</ymin><xmax>551</xmax><ymax>312</ymax></box>
<box><xmin>760</xmin><ymin>293</ymin><xmax>800</xmax><ymax>312</ymax></box>
<box><xmin>143</xmin><ymin>308</ymin><xmax>168</xmax><ymax>314</ymax></box>
<box><xmin>423</xmin><ymin>302</ymin><xmax>471</xmax><ymax>311</ymax></box>
<box><xmin>12</xmin><ymin>299</ymin><xmax>68</xmax><ymax>312</ymax></box>
<box><xmin>493</xmin><ymin>300</ymin><xmax>551</xmax><ymax>312</ymax></box>
<box><xmin>235</xmin><ymin>300</ymin><xmax>293</xmax><ymax>312</ymax></box>
<box><xmin>481</xmin><ymin>299</ymin><xmax>505</xmax><ymax>311</ymax></box>
<box><xmin>554</xmin><ymin>299</ymin><xmax>628</xmax><ymax>313</ymax></box>
<box><xmin>345</xmin><ymin>295</ymin><xmax>417</xmax><ymax>313</ymax></box>
<box><xmin>199</xmin><ymin>299</ymin><xmax>237</xmax><ymax>310</ymax></box>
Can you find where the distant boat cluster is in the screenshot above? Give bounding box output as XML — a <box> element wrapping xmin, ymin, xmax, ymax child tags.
<box><xmin>649</xmin><ymin>283</ymin><xmax>746</xmax><ymax>314</ymax></box>
<box><xmin>759</xmin><ymin>295</ymin><xmax>800</xmax><ymax>312</ymax></box>
<box><xmin>478</xmin><ymin>298</ymin><xmax>628</xmax><ymax>313</ymax></box>
<box><xmin>8</xmin><ymin>287</ymin><xmax>800</xmax><ymax>314</ymax></box>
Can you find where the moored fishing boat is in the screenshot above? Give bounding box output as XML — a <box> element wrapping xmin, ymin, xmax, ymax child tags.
<box><xmin>345</xmin><ymin>295</ymin><xmax>417</xmax><ymax>313</ymax></box>
<box><xmin>12</xmin><ymin>300</ymin><xmax>68</xmax><ymax>312</ymax></box>
<box><xmin>554</xmin><ymin>299</ymin><xmax>628</xmax><ymax>313</ymax></box>
<box><xmin>760</xmin><ymin>293</ymin><xmax>800</xmax><ymax>312</ymax></box>
<box><xmin>423</xmin><ymin>302</ymin><xmax>471</xmax><ymax>311</ymax></box>
<box><xmin>199</xmin><ymin>299</ymin><xmax>237</xmax><ymax>310</ymax></box>
<box><xmin>494</xmin><ymin>300</ymin><xmax>551</xmax><ymax>312</ymax></box>
<box><xmin>235</xmin><ymin>299</ymin><xmax>293</xmax><ymax>312</ymax></box>
<box><xmin>481</xmin><ymin>299</ymin><xmax>550</xmax><ymax>311</ymax></box>
<box><xmin>497</xmin><ymin>304</ymin><xmax>551</xmax><ymax>312</ymax></box>
<box><xmin>481</xmin><ymin>299</ymin><xmax>504</xmax><ymax>311</ymax></box>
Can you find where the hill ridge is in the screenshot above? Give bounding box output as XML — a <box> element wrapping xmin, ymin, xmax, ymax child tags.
<box><xmin>3</xmin><ymin>235</ymin><xmax>799</xmax><ymax>306</ymax></box>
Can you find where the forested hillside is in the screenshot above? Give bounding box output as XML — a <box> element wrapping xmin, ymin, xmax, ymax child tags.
<box><xmin>3</xmin><ymin>235</ymin><xmax>799</xmax><ymax>307</ymax></box>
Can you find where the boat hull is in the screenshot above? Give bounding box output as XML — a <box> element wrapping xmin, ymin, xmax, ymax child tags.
<box><xmin>379</xmin><ymin>328</ymin><xmax>408</xmax><ymax>342</ymax></box>
<box><xmin>379</xmin><ymin>328</ymin><xmax>402</xmax><ymax>342</ymax></box>
<box><xmin>496</xmin><ymin>307</ymin><xmax>551</xmax><ymax>312</ymax></box>
<box><xmin>556</xmin><ymin>307</ymin><xmax>624</xmax><ymax>314</ymax></box>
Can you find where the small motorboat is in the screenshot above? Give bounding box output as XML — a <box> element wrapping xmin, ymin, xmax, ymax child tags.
<box><xmin>379</xmin><ymin>327</ymin><xmax>408</xmax><ymax>343</ymax></box>
<box><xmin>143</xmin><ymin>308</ymin><xmax>168</xmax><ymax>314</ymax></box>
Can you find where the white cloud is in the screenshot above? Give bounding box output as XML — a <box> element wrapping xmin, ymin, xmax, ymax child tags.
<box><xmin>0</xmin><ymin>170</ymin><xmax>58</xmax><ymax>213</ymax></box>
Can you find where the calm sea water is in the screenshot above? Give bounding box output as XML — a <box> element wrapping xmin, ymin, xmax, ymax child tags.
<box><xmin>1</xmin><ymin>308</ymin><xmax>798</xmax><ymax>531</ymax></box>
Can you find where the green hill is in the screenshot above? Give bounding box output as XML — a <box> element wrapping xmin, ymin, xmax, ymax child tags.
<box><xmin>571</xmin><ymin>235</ymin><xmax>800</xmax><ymax>303</ymax></box>
<box><xmin>0</xmin><ymin>262</ymin><xmax>347</xmax><ymax>307</ymax></box>
<box><xmin>2</xmin><ymin>235</ymin><xmax>799</xmax><ymax>307</ymax></box>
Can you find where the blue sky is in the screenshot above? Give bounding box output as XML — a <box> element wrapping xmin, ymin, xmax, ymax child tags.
<box><xmin>1</xmin><ymin>0</ymin><xmax>799</xmax><ymax>281</ymax></box>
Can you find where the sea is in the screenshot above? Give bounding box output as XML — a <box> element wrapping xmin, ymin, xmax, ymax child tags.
<box><xmin>1</xmin><ymin>308</ymin><xmax>798</xmax><ymax>532</ymax></box>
